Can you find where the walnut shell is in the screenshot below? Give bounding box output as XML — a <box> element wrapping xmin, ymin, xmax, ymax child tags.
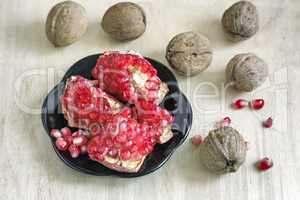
<box><xmin>226</xmin><ymin>53</ymin><xmax>268</xmax><ymax>92</ymax></box>
<box><xmin>199</xmin><ymin>126</ymin><xmax>247</xmax><ymax>174</ymax></box>
<box><xmin>46</xmin><ymin>1</ymin><xmax>88</xmax><ymax>47</ymax></box>
<box><xmin>222</xmin><ymin>1</ymin><xmax>259</xmax><ymax>42</ymax></box>
<box><xmin>165</xmin><ymin>32</ymin><xmax>213</xmax><ymax>76</ymax></box>
<box><xmin>101</xmin><ymin>2</ymin><xmax>146</xmax><ymax>41</ymax></box>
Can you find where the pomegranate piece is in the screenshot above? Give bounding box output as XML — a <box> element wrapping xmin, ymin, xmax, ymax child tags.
<box><xmin>61</xmin><ymin>76</ymin><xmax>124</xmax><ymax>134</ymax></box>
<box><xmin>250</xmin><ymin>99</ymin><xmax>265</xmax><ymax>110</ymax></box>
<box><xmin>133</xmin><ymin>99</ymin><xmax>174</xmax><ymax>144</ymax></box>
<box><xmin>233</xmin><ymin>99</ymin><xmax>248</xmax><ymax>109</ymax></box>
<box><xmin>73</xmin><ymin>135</ymin><xmax>88</xmax><ymax>146</ymax></box>
<box><xmin>80</xmin><ymin>145</ymin><xmax>87</xmax><ymax>154</ymax></box>
<box><xmin>92</xmin><ymin>51</ymin><xmax>169</xmax><ymax>104</ymax></box>
<box><xmin>68</xmin><ymin>144</ymin><xmax>80</xmax><ymax>158</ymax></box>
<box><xmin>50</xmin><ymin>129</ymin><xmax>62</xmax><ymax>138</ymax></box>
<box><xmin>87</xmin><ymin>111</ymin><xmax>155</xmax><ymax>173</ymax></box>
<box><xmin>263</xmin><ymin>117</ymin><xmax>273</xmax><ymax>128</ymax></box>
<box><xmin>190</xmin><ymin>135</ymin><xmax>203</xmax><ymax>146</ymax></box>
<box><xmin>61</xmin><ymin>127</ymin><xmax>72</xmax><ymax>137</ymax></box>
<box><xmin>60</xmin><ymin>127</ymin><xmax>73</xmax><ymax>144</ymax></box>
<box><xmin>220</xmin><ymin>116</ymin><xmax>231</xmax><ymax>127</ymax></box>
<box><xmin>55</xmin><ymin>138</ymin><xmax>69</xmax><ymax>151</ymax></box>
<box><xmin>257</xmin><ymin>157</ymin><xmax>273</xmax><ymax>171</ymax></box>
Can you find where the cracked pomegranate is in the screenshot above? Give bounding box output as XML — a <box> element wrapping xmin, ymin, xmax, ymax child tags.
<box><xmin>87</xmin><ymin>110</ymin><xmax>156</xmax><ymax>173</ymax></box>
<box><xmin>61</xmin><ymin>75</ymin><xmax>124</xmax><ymax>134</ymax></box>
<box><xmin>58</xmin><ymin>52</ymin><xmax>173</xmax><ymax>173</ymax></box>
<box><xmin>92</xmin><ymin>51</ymin><xmax>168</xmax><ymax>104</ymax></box>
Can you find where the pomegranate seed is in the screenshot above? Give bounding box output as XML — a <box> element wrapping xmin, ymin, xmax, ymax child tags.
<box><xmin>120</xmin><ymin>149</ymin><xmax>131</xmax><ymax>160</ymax></box>
<box><xmin>55</xmin><ymin>138</ymin><xmax>68</xmax><ymax>151</ymax></box>
<box><xmin>190</xmin><ymin>135</ymin><xmax>203</xmax><ymax>146</ymax></box>
<box><xmin>72</xmin><ymin>130</ymin><xmax>82</xmax><ymax>137</ymax></box>
<box><xmin>257</xmin><ymin>157</ymin><xmax>273</xmax><ymax>171</ymax></box>
<box><xmin>124</xmin><ymin>140</ymin><xmax>133</xmax><ymax>148</ymax></box>
<box><xmin>131</xmin><ymin>151</ymin><xmax>142</xmax><ymax>160</ymax></box>
<box><xmin>221</xmin><ymin>116</ymin><xmax>231</xmax><ymax>127</ymax></box>
<box><xmin>73</xmin><ymin>135</ymin><xmax>88</xmax><ymax>146</ymax></box>
<box><xmin>250</xmin><ymin>99</ymin><xmax>265</xmax><ymax>110</ymax></box>
<box><xmin>233</xmin><ymin>99</ymin><xmax>248</xmax><ymax>109</ymax></box>
<box><xmin>80</xmin><ymin>145</ymin><xmax>87</xmax><ymax>154</ymax></box>
<box><xmin>108</xmin><ymin>148</ymin><xmax>118</xmax><ymax>158</ymax></box>
<box><xmin>50</xmin><ymin>129</ymin><xmax>62</xmax><ymax>138</ymax></box>
<box><xmin>263</xmin><ymin>117</ymin><xmax>273</xmax><ymax>128</ymax></box>
<box><xmin>64</xmin><ymin>135</ymin><xmax>73</xmax><ymax>145</ymax></box>
<box><xmin>138</xmin><ymin>146</ymin><xmax>150</xmax><ymax>155</ymax></box>
<box><xmin>61</xmin><ymin>127</ymin><xmax>72</xmax><ymax>137</ymax></box>
<box><xmin>134</xmin><ymin>135</ymin><xmax>144</xmax><ymax>146</ymax></box>
<box><xmin>68</xmin><ymin>144</ymin><xmax>80</xmax><ymax>158</ymax></box>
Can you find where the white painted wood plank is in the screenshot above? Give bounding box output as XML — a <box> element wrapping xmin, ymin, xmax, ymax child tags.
<box><xmin>0</xmin><ymin>0</ymin><xmax>299</xmax><ymax>199</ymax></box>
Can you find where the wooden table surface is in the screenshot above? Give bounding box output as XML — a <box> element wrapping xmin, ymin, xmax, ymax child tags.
<box><xmin>1</xmin><ymin>0</ymin><xmax>299</xmax><ymax>199</ymax></box>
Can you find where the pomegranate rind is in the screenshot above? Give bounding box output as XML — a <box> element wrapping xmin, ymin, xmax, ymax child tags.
<box><xmin>61</xmin><ymin>75</ymin><xmax>124</xmax><ymax>131</ymax></box>
<box><xmin>95</xmin><ymin>155</ymin><xmax>146</xmax><ymax>173</ymax></box>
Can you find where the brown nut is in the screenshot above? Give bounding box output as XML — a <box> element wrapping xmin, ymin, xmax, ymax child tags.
<box><xmin>199</xmin><ymin>126</ymin><xmax>247</xmax><ymax>174</ymax></box>
<box><xmin>226</xmin><ymin>53</ymin><xmax>268</xmax><ymax>92</ymax></box>
<box><xmin>101</xmin><ymin>2</ymin><xmax>146</xmax><ymax>41</ymax></box>
<box><xmin>46</xmin><ymin>1</ymin><xmax>88</xmax><ymax>47</ymax></box>
<box><xmin>222</xmin><ymin>1</ymin><xmax>259</xmax><ymax>42</ymax></box>
<box><xmin>166</xmin><ymin>32</ymin><xmax>213</xmax><ymax>76</ymax></box>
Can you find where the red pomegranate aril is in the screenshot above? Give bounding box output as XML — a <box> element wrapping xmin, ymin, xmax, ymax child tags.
<box><xmin>138</xmin><ymin>146</ymin><xmax>150</xmax><ymax>155</ymax></box>
<box><xmin>61</xmin><ymin>127</ymin><xmax>72</xmax><ymax>137</ymax></box>
<box><xmin>131</xmin><ymin>152</ymin><xmax>142</xmax><ymax>161</ymax></box>
<box><xmin>124</xmin><ymin>140</ymin><xmax>133</xmax><ymax>148</ymax></box>
<box><xmin>80</xmin><ymin>145</ymin><xmax>87</xmax><ymax>154</ymax></box>
<box><xmin>120</xmin><ymin>149</ymin><xmax>131</xmax><ymax>160</ymax></box>
<box><xmin>257</xmin><ymin>157</ymin><xmax>273</xmax><ymax>171</ymax></box>
<box><xmin>250</xmin><ymin>99</ymin><xmax>265</xmax><ymax>110</ymax></box>
<box><xmin>72</xmin><ymin>130</ymin><xmax>82</xmax><ymax>138</ymax></box>
<box><xmin>97</xmin><ymin>146</ymin><xmax>109</xmax><ymax>155</ymax></box>
<box><xmin>68</xmin><ymin>144</ymin><xmax>80</xmax><ymax>158</ymax></box>
<box><xmin>64</xmin><ymin>135</ymin><xmax>73</xmax><ymax>145</ymax></box>
<box><xmin>50</xmin><ymin>129</ymin><xmax>62</xmax><ymax>138</ymax></box>
<box><xmin>73</xmin><ymin>135</ymin><xmax>88</xmax><ymax>146</ymax></box>
<box><xmin>190</xmin><ymin>135</ymin><xmax>203</xmax><ymax>146</ymax></box>
<box><xmin>220</xmin><ymin>116</ymin><xmax>231</xmax><ymax>127</ymax></box>
<box><xmin>116</xmin><ymin>134</ymin><xmax>127</xmax><ymax>143</ymax></box>
<box><xmin>263</xmin><ymin>117</ymin><xmax>273</xmax><ymax>128</ymax></box>
<box><xmin>55</xmin><ymin>138</ymin><xmax>68</xmax><ymax>151</ymax></box>
<box><xmin>233</xmin><ymin>99</ymin><xmax>248</xmax><ymax>109</ymax></box>
<box><xmin>108</xmin><ymin>148</ymin><xmax>118</xmax><ymax>158</ymax></box>
<box><xmin>105</xmin><ymin>138</ymin><xmax>113</xmax><ymax>147</ymax></box>
<box><xmin>134</xmin><ymin>135</ymin><xmax>144</xmax><ymax>146</ymax></box>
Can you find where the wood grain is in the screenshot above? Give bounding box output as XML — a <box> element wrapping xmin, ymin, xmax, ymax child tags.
<box><xmin>0</xmin><ymin>0</ymin><xmax>299</xmax><ymax>199</ymax></box>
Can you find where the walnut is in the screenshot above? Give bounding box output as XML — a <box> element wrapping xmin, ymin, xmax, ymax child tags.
<box><xmin>226</xmin><ymin>53</ymin><xmax>268</xmax><ymax>92</ymax></box>
<box><xmin>101</xmin><ymin>2</ymin><xmax>146</xmax><ymax>41</ymax></box>
<box><xmin>165</xmin><ymin>32</ymin><xmax>213</xmax><ymax>76</ymax></box>
<box><xmin>46</xmin><ymin>1</ymin><xmax>88</xmax><ymax>47</ymax></box>
<box><xmin>222</xmin><ymin>1</ymin><xmax>259</xmax><ymax>42</ymax></box>
<box><xmin>199</xmin><ymin>126</ymin><xmax>247</xmax><ymax>174</ymax></box>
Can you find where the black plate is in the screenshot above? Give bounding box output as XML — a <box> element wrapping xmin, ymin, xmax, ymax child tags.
<box><xmin>41</xmin><ymin>54</ymin><xmax>192</xmax><ymax>178</ymax></box>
